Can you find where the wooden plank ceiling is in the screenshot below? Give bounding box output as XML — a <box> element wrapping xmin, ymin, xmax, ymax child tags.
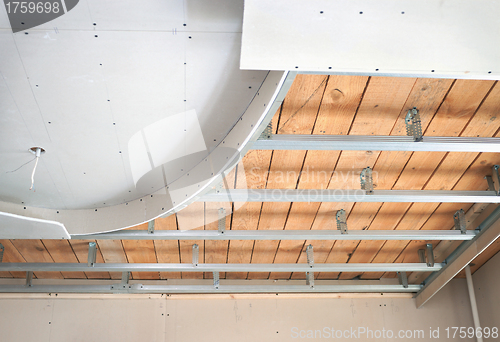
<box><xmin>1</xmin><ymin>75</ymin><xmax>500</xmax><ymax>282</ymax></box>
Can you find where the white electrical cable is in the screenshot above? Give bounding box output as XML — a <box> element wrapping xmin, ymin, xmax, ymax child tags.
<box><xmin>29</xmin><ymin>148</ymin><xmax>41</xmax><ymax>191</ymax></box>
<box><xmin>5</xmin><ymin>157</ymin><xmax>36</xmax><ymax>173</ymax></box>
<box><xmin>29</xmin><ymin>157</ymin><xmax>39</xmax><ymax>191</ymax></box>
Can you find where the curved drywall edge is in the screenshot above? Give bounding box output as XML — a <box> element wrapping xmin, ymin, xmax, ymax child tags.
<box><xmin>159</xmin><ymin>71</ymin><xmax>297</xmax><ymax>217</ymax></box>
<box><xmin>0</xmin><ymin>71</ymin><xmax>295</xmax><ymax>236</ymax></box>
<box><xmin>0</xmin><ymin>211</ymin><xmax>70</xmax><ymax>239</ymax></box>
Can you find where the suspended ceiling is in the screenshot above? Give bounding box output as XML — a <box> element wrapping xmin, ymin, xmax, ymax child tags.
<box><xmin>0</xmin><ymin>0</ymin><xmax>499</xmax><ymax>293</ymax></box>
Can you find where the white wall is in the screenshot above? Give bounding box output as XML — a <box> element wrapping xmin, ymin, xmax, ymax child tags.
<box><xmin>0</xmin><ymin>279</ymin><xmax>476</xmax><ymax>342</ymax></box>
<box><xmin>473</xmin><ymin>251</ymin><xmax>500</xmax><ymax>329</ymax></box>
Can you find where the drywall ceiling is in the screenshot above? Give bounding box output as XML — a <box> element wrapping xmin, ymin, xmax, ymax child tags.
<box><xmin>241</xmin><ymin>0</ymin><xmax>500</xmax><ymax>79</ymax></box>
<box><xmin>0</xmin><ymin>0</ymin><xmax>267</xmax><ymax>213</ymax></box>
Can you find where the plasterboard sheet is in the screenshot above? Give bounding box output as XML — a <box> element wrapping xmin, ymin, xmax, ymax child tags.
<box><xmin>241</xmin><ymin>0</ymin><xmax>500</xmax><ymax>79</ymax></box>
<box><xmin>0</xmin><ymin>211</ymin><xmax>70</xmax><ymax>239</ymax></box>
<box><xmin>0</xmin><ymin>0</ymin><xmax>266</xmax><ymax>211</ymax></box>
<box><xmin>183</xmin><ymin>0</ymin><xmax>245</xmax><ymax>32</ymax></box>
<box><xmin>0</xmin><ymin>0</ymin><xmax>243</xmax><ymax>33</ymax></box>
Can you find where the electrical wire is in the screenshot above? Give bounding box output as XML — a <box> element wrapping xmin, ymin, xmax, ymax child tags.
<box><xmin>29</xmin><ymin>156</ymin><xmax>39</xmax><ymax>191</ymax></box>
<box><xmin>5</xmin><ymin>157</ymin><xmax>36</xmax><ymax>173</ymax></box>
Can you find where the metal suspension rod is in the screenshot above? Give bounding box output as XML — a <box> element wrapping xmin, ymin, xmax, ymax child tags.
<box><xmin>72</xmin><ymin>230</ymin><xmax>478</xmax><ymax>241</ymax></box>
<box><xmin>0</xmin><ymin>262</ymin><xmax>444</xmax><ymax>273</ymax></box>
<box><xmin>198</xmin><ymin>189</ymin><xmax>500</xmax><ymax>203</ymax></box>
<box><xmin>252</xmin><ymin>135</ymin><xmax>500</xmax><ymax>152</ymax></box>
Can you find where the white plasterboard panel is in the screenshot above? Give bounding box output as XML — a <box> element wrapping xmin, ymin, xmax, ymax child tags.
<box><xmin>0</xmin><ymin>211</ymin><xmax>70</xmax><ymax>239</ymax></box>
<box><xmin>241</xmin><ymin>0</ymin><xmax>500</xmax><ymax>80</ymax></box>
<box><xmin>0</xmin><ymin>3</ymin><xmax>9</xmax><ymax>28</ymax></box>
<box><xmin>184</xmin><ymin>0</ymin><xmax>244</xmax><ymax>33</ymax></box>
<box><xmin>83</xmin><ymin>0</ymin><xmax>185</xmax><ymax>31</ymax></box>
<box><xmin>0</xmin><ymin>0</ymin><xmax>185</xmax><ymax>31</ymax></box>
<box><xmin>186</xmin><ymin>32</ymin><xmax>267</xmax><ymax>147</ymax></box>
<box><xmin>0</xmin><ymin>0</ymin><xmax>244</xmax><ymax>33</ymax></box>
<box><xmin>0</xmin><ymin>0</ymin><xmax>282</xmax><ymax>236</ymax></box>
<box><xmin>0</xmin><ymin>1</ymin><xmax>265</xmax><ymax>207</ymax></box>
<box><xmin>0</xmin><ymin>29</ymin><xmax>186</xmax><ymax>209</ymax></box>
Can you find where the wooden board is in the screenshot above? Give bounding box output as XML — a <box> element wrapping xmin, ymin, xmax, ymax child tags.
<box><xmin>42</xmin><ymin>240</ymin><xmax>86</xmax><ymax>279</ymax></box>
<box><xmin>121</xmin><ymin>223</ymin><xmax>159</xmax><ymax>280</ymax></box>
<box><xmin>250</xmin><ymin>74</ymin><xmax>328</xmax><ymax>280</ymax></box>
<box><xmin>457</xmin><ymin>241</ymin><xmax>500</xmax><ymax>277</ymax></box>
<box><xmin>69</xmin><ymin>239</ymin><xmax>110</xmax><ymax>279</ymax></box>
<box><xmin>226</xmin><ymin>107</ymin><xmax>281</xmax><ymax>279</ymax></box>
<box><xmin>97</xmin><ymin>240</ymin><xmax>129</xmax><ymax>280</ymax></box>
<box><xmin>367</xmin><ymin>81</ymin><xmax>499</xmax><ymax>279</ymax></box>
<box><xmin>204</xmin><ymin>200</ymin><xmax>232</xmax><ymax>279</ymax></box>
<box><xmin>272</xmin><ymin>75</ymin><xmax>368</xmax><ymax>280</ymax></box>
<box><xmin>339</xmin><ymin>78</ymin><xmax>453</xmax><ymax>279</ymax></box>
<box><xmin>316</xmin><ymin>76</ymin><xmax>417</xmax><ymax>280</ymax></box>
<box><xmin>345</xmin><ymin>79</ymin><xmax>493</xmax><ymax>279</ymax></box>
<box><xmin>10</xmin><ymin>240</ymin><xmax>63</xmax><ymax>279</ymax></box>
<box><xmin>177</xmin><ymin>202</ymin><xmax>205</xmax><ymax>279</ymax></box>
<box><xmin>0</xmin><ymin>239</ymin><xmax>26</xmax><ymax>278</ymax></box>
<box><xmin>226</xmin><ymin>149</ymin><xmax>272</xmax><ymax>279</ymax></box>
<box><xmin>387</xmin><ymin>150</ymin><xmax>500</xmax><ymax>280</ymax></box>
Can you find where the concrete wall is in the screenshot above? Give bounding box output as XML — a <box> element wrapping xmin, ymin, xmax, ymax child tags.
<box><xmin>0</xmin><ymin>279</ymin><xmax>476</xmax><ymax>342</ymax></box>
<box><xmin>473</xmin><ymin>251</ymin><xmax>500</xmax><ymax>329</ymax></box>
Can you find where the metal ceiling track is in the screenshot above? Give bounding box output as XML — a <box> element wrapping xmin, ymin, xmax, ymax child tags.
<box><xmin>252</xmin><ymin>135</ymin><xmax>500</xmax><ymax>152</ymax></box>
<box><xmin>0</xmin><ymin>262</ymin><xmax>443</xmax><ymax>273</ymax></box>
<box><xmin>415</xmin><ymin>204</ymin><xmax>500</xmax><ymax>307</ymax></box>
<box><xmin>0</xmin><ymin>259</ymin><xmax>433</xmax><ymax>293</ymax></box>
<box><xmin>0</xmin><ymin>283</ymin><xmax>421</xmax><ymax>294</ymax></box>
<box><xmin>71</xmin><ymin>229</ymin><xmax>478</xmax><ymax>241</ymax></box>
<box><xmin>198</xmin><ymin>189</ymin><xmax>500</xmax><ymax>203</ymax></box>
<box><xmin>253</xmin><ymin>108</ymin><xmax>499</xmax><ymax>153</ymax></box>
